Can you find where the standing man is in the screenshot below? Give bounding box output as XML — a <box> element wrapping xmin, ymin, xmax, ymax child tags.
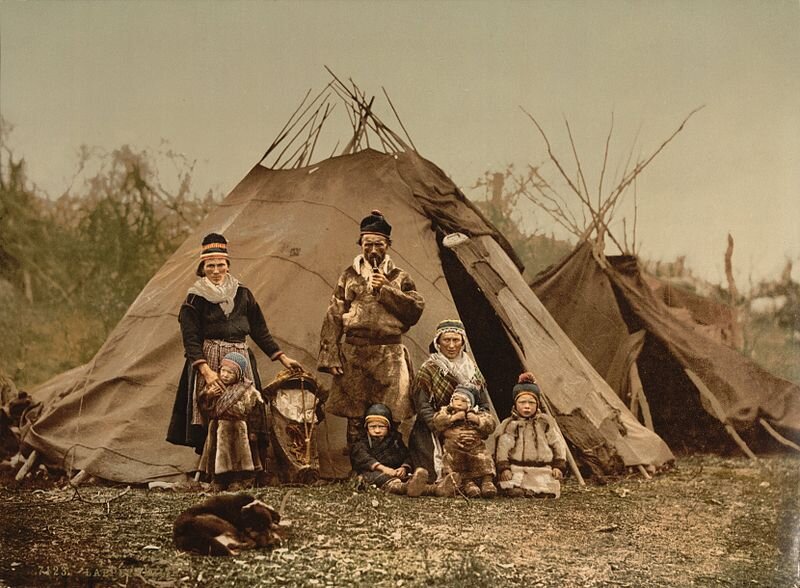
<box><xmin>318</xmin><ymin>210</ymin><xmax>425</xmax><ymax>447</ymax></box>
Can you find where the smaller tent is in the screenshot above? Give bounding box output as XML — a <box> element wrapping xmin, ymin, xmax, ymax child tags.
<box><xmin>531</xmin><ymin>241</ymin><xmax>800</xmax><ymax>453</ymax></box>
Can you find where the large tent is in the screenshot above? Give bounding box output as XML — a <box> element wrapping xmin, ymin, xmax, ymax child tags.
<box><xmin>20</xmin><ymin>82</ymin><xmax>673</xmax><ymax>483</ymax></box>
<box><xmin>531</xmin><ymin>240</ymin><xmax>800</xmax><ymax>453</ymax></box>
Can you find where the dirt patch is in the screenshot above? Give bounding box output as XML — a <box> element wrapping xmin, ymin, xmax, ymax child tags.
<box><xmin>1</xmin><ymin>454</ymin><xmax>798</xmax><ymax>587</ymax></box>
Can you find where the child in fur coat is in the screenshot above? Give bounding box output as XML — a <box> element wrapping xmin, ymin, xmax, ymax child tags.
<box><xmin>349</xmin><ymin>403</ymin><xmax>430</xmax><ymax>496</ymax></box>
<box><xmin>198</xmin><ymin>352</ymin><xmax>268</xmax><ymax>491</ymax></box>
<box><xmin>431</xmin><ymin>385</ymin><xmax>498</xmax><ymax>498</ymax></box>
<box><xmin>494</xmin><ymin>373</ymin><xmax>567</xmax><ymax>498</ymax></box>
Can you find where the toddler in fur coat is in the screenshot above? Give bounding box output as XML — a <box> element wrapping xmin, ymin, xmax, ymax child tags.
<box><xmin>198</xmin><ymin>352</ymin><xmax>268</xmax><ymax>491</ymax></box>
<box><xmin>431</xmin><ymin>385</ymin><xmax>498</xmax><ymax>498</ymax></box>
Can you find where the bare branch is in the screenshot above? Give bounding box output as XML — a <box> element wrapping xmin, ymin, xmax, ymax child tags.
<box><xmin>598</xmin><ymin>112</ymin><xmax>614</xmax><ymax>211</ymax></box>
<box><xmin>520</xmin><ymin>107</ymin><xmax>587</xmax><ymax>202</ymax></box>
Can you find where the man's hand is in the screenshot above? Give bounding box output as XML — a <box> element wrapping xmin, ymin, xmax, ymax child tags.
<box><xmin>369</xmin><ymin>273</ymin><xmax>389</xmax><ymax>292</ymax></box>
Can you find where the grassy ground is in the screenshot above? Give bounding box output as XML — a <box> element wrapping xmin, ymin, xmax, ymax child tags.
<box><xmin>1</xmin><ymin>454</ymin><xmax>798</xmax><ymax>588</ymax></box>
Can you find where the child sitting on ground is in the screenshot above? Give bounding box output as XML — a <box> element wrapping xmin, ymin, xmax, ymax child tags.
<box><xmin>431</xmin><ymin>385</ymin><xmax>498</xmax><ymax>498</ymax></box>
<box><xmin>349</xmin><ymin>403</ymin><xmax>434</xmax><ymax>497</ymax></box>
<box><xmin>198</xmin><ymin>352</ymin><xmax>268</xmax><ymax>491</ymax></box>
<box><xmin>494</xmin><ymin>372</ymin><xmax>567</xmax><ymax>498</ymax></box>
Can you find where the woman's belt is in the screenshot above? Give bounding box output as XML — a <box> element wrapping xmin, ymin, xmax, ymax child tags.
<box><xmin>344</xmin><ymin>333</ymin><xmax>402</xmax><ymax>346</ymax></box>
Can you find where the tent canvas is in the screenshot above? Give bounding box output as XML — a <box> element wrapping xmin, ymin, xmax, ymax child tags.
<box><xmin>21</xmin><ymin>87</ymin><xmax>674</xmax><ymax>483</ymax></box>
<box><xmin>530</xmin><ymin>241</ymin><xmax>800</xmax><ymax>452</ymax></box>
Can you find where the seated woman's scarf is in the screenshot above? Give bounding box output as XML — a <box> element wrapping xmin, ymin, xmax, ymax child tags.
<box><xmin>430</xmin><ymin>326</ymin><xmax>478</xmax><ymax>387</ymax></box>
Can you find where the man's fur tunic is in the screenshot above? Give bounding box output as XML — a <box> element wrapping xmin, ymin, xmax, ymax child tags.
<box><xmin>318</xmin><ymin>255</ymin><xmax>424</xmax><ymax>420</ymax></box>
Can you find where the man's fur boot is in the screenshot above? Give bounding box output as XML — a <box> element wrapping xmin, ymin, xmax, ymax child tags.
<box><xmin>383</xmin><ymin>478</ymin><xmax>407</xmax><ymax>495</ymax></box>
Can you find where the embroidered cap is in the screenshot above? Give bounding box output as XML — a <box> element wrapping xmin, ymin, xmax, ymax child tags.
<box><xmin>200</xmin><ymin>233</ymin><xmax>229</xmax><ymax>261</ymax></box>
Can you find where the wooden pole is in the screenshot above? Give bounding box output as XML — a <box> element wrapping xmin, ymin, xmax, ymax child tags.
<box><xmin>15</xmin><ymin>450</ymin><xmax>38</xmax><ymax>481</ymax></box>
<box><xmin>537</xmin><ymin>392</ymin><xmax>586</xmax><ymax>486</ymax></box>
<box><xmin>759</xmin><ymin>418</ymin><xmax>800</xmax><ymax>453</ymax></box>
<box><xmin>684</xmin><ymin>369</ymin><xmax>757</xmax><ymax>460</ymax></box>
<box><xmin>630</xmin><ymin>362</ymin><xmax>654</xmax><ymax>432</ymax></box>
<box><xmin>70</xmin><ymin>469</ymin><xmax>91</xmax><ymax>487</ymax></box>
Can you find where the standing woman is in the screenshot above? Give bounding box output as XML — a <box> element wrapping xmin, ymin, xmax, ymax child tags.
<box><xmin>408</xmin><ymin>319</ymin><xmax>492</xmax><ymax>483</ymax></box>
<box><xmin>167</xmin><ymin>233</ymin><xmax>303</xmax><ymax>457</ymax></box>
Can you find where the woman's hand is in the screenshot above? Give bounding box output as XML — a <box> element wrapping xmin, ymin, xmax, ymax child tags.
<box><xmin>551</xmin><ymin>467</ymin><xmax>564</xmax><ymax>480</ymax></box>
<box><xmin>498</xmin><ymin>469</ymin><xmax>513</xmax><ymax>482</ymax></box>
<box><xmin>279</xmin><ymin>354</ymin><xmax>304</xmax><ymax>373</ymax></box>
<box><xmin>199</xmin><ymin>363</ymin><xmax>220</xmax><ymax>388</ymax></box>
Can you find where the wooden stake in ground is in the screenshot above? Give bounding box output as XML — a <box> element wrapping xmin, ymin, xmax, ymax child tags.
<box><xmin>15</xmin><ymin>450</ymin><xmax>38</xmax><ymax>481</ymax></box>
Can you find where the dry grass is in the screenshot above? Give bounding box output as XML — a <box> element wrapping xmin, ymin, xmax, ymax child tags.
<box><xmin>1</xmin><ymin>454</ymin><xmax>798</xmax><ymax>588</ymax></box>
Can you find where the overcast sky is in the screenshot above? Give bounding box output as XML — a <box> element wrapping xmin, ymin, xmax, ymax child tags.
<box><xmin>2</xmin><ymin>0</ymin><xmax>798</xmax><ymax>285</ymax></box>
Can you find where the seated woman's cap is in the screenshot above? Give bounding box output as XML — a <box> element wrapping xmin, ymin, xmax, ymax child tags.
<box><xmin>435</xmin><ymin>319</ymin><xmax>465</xmax><ymax>337</ymax></box>
<box><xmin>200</xmin><ymin>233</ymin><xmax>229</xmax><ymax>260</ymax></box>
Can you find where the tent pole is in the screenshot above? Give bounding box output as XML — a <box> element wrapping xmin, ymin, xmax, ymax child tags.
<box><xmin>684</xmin><ymin>369</ymin><xmax>757</xmax><ymax>460</ymax></box>
<box><xmin>537</xmin><ymin>392</ymin><xmax>586</xmax><ymax>486</ymax></box>
<box><xmin>629</xmin><ymin>362</ymin><xmax>654</xmax><ymax>432</ymax></box>
<box><xmin>759</xmin><ymin>418</ymin><xmax>800</xmax><ymax>453</ymax></box>
<box><xmin>15</xmin><ymin>450</ymin><xmax>38</xmax><ymax>481</ymax></box>
<box><xmin>70</xmin><ymin>469</ymin><xmax>91</xmax><ymax>487</ymax></box>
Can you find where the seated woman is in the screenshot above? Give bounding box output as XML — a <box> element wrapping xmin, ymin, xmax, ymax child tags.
<box><xmin>408</xmin><ymin>319</ymin><xmax>492</xmax><ymax>483</ymax></box>
<box><xmin>494</xmin><ymin>373</ymin><xmax>567</xmax><ymax>498</ymax></box>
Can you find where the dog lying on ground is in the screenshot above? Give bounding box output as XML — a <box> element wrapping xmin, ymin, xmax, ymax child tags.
<box><xmin>173</xmin><ymin>494</ymin><xmax>282</xmax><ymax>556</ymax></box>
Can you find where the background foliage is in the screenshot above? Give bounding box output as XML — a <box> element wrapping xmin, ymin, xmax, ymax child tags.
<box><xmin>0</xmin><ymin>128</ymin><xmax>218</xmax><ymax>388</ymax></box>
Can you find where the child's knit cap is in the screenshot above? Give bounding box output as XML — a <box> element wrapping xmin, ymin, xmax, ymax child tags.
<box><xmin>221</xmin><ymin>352</ymin><xmax>248</xmax><ymax>379</ymax></box>
<box><xmin>451</xmin><ymin>385</ymin><xmax>477</xmax><ymax>408</ymax></box>
<box><xmin>513</xmin><ymin>372</ymin><xmax>541</xmax><ymax>402</ymax></box>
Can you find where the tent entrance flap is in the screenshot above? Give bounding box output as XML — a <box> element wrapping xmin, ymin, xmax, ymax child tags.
<box><xmin>438</xmin><ymin>242</ymin><xmax>523</xmax><ymax>419</ymax></box>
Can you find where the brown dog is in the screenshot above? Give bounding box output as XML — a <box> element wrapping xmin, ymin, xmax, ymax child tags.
<box><xmin>173</xmin><ymin>494</ymin><xmax>282</xmax><ymax>556</ymax></box>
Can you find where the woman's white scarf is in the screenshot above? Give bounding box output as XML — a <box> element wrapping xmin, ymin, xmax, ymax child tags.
<box><xmin>430</xmin><ymin>341</ymin><xmax>477</xmax><ymax>386</ymax></box>
<box><xmin>188</xmin><ymin>274</ymin><xmax>240</xmax><ymax>316</ymax></box>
